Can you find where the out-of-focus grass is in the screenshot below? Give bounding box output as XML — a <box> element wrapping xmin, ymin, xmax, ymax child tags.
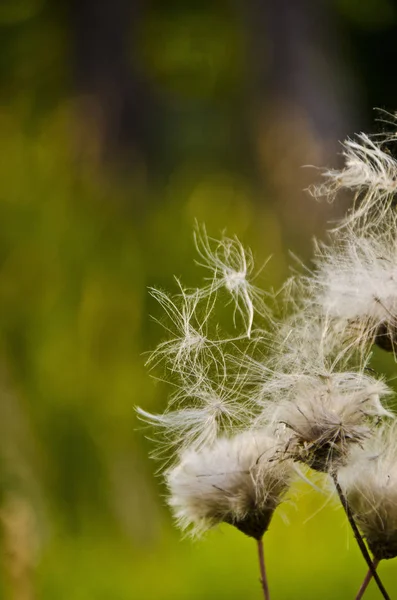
<box><xmin>0</xmin><ymin>106</ymin><xmax>289</xmax><ymax>598</ymax></box>
<box><xmin>36</xmin><ymin>480</ymin><xmax>393</xmax><ymax>599</ymax></box>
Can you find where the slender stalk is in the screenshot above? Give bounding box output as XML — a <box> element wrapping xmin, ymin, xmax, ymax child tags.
<box><xmin>331</xmin><ymin>472</ymin><xmax>389</xmax><ymax>600</ymax></box>
<box><xmin>257</xmin><ymin>538</ymin><xmax>270</xmax><ymax>600</ymax></box>
<box><xmin>355</xmin><ymin>558</ymin><xmax>380</xmax><ymax>600</ymax></box>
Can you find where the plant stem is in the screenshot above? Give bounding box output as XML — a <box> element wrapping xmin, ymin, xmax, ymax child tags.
<box><xmin>355</xmin><ymin>558</ymin><xmax>380</xmax><ymax>600</ymax></box>
<box><xmin>331</xmin><ymin>472</ymin><xmax>389</xmax><ymax>600</ymax></box>
<box><xmin>257</xmin><ymin>538</ymin><xmax>270</xmax><ymax>600</ymax></box>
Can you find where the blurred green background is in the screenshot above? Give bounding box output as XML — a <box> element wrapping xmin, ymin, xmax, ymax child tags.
<box><xmin>1</xmin><ymin>0</ymin><xmax>397</xmax><ymax>598</ymax></box>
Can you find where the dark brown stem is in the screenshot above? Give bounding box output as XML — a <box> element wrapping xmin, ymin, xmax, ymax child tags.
<box><xmin>331</xmin><ymin>472</ymin><xmax>390</xmax><ymax>600</ymax></box>
<box><xmin>257</xmin><ymin>538</ymin><xmax>270</xmax><ymax>600</ymax></box>
<box><xmin>355</xmin><ymin>558</ymin><xmax>380</xmax><ymax>600</ymax></box>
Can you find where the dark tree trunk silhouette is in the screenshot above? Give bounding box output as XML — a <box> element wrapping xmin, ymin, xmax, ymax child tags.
<box><xmin>243</xmin><ymin>0</ymin><xmax>360</xmax><ymax>247</ymax></box>
<box><xmin>70</xmin><ymin>0</ymin><xmax>156</xmax><ymax>166</ymax></box>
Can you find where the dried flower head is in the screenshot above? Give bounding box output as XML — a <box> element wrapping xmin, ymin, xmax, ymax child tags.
<box><xmin>339</xmin><ymin>424</ymin><xmax>397</xmax><ymax>560</ymax></box>
<box><xmin>256</xmin><ymin>350</ymin><xmax>392</xmax><ymax>472</ymax></box>
<box><xmin>166</xmin><ymin>430</ymin><xmax>293</xmax><ymax>539</ymax></box>
<box><xmin>309</xmin><ymin>218</ymin><xmax>397</xmax><ymax>352</ymax></box>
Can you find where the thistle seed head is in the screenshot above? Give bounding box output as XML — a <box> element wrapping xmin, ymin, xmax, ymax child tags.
<box><xmin>166</xmin><ymin>430</ymin><xmax>293</xmax><ymax>539</ymax></box>
<box><xmin>258</xmin><ymin>365</ymin><xmax>392</xmax><ymax>473</ymax></box>
<box><xmin>339</xmin><ymin>424</ymin><xmax>397</xmax><ymax>560</ymax></box>
<box><xmin>308</xmin><ymin>218</ymin><xmax>397</xmax><ymax>352</ymax></box>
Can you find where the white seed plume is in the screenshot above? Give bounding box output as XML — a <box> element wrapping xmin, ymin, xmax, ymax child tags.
<box><xmin>309</xmin><ymin>218</ymin><xmax>397</xmax><ymax>351</ymax></box>
<box><xmin>138</xmin><ymin>364</ymin><xmax>255</xmax><ymax>455</ymax></box>
<box><xmin>339</xmin><ymin>423</ymin><xmax>397</xmax><ymax>560</ymax></box>
<box><xmin>146</xmin><ymin>285</ymin><xmax>223</xmax><ymax>372</ymax></box>
<box><xmin>271</xmin><ymin>310</ymin><xmax>355</xmax><ymax>374</ymax></box>
<box><xmin>310</xmin><ymin>133</ymin><xmax>397</xmax><ymax>227</ymax></box>
<box><xmin>166</xmin><ymin>430</ymin><xmax>292</xmax><ymax>538</ymax></box>
<box><xmin>194</xmin><ymin>225</ymin><xmax>271</xmax><ymax>338</ymax></box>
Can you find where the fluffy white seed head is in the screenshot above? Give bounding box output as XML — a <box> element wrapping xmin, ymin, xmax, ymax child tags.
<box><xmin>310</xmin><ymin>133</ymin><xmax>397</xmax><ymax>228</ymax></box>
<box><xmin>230</xmin><ymin>308</ymin><xmax>392</xmax><ymax>473</ymax></box>
<box><xmin>166</xmin><ymin>430</ymin><xmax>293</xmax><ymax>538</ymax></box>
<box><xmin>309</xmin><ymin>220</ymin><xmax>397</xmax><ymax>351</ymax></box>
<box><xmin>257</xmin><ymin>357</ymin><xmax>392</xmax><ymax>472</ymax></box>
<box><xmin>339</xmin><ymin>423</ymin><xmax>397</xmax><ymax>559</ymax></box>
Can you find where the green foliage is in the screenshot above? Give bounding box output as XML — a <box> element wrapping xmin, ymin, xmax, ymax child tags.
<box><xmin>335</xmin><ymin>0</ymin><xmax>396</xmax><ymax>29</ymax></box>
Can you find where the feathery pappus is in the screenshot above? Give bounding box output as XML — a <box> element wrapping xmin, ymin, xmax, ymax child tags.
<box><xmin>166</xmin><ymin>429</ymin><xmax>293</xmax><ymax>539</ymax></box>
<box><xmin>309</xmin><ymin>132</ymin><xmax>397</xmax><ymax>229</ymax></box>
<box><xmin>339</xmin><ymin>423</ymin><xmax>397</xmax><ymax>560</ymax></box>
<box><xmin>308</xmin><ymin>215</ymin><xmax>397</xmax><ymax>353</ymax></box>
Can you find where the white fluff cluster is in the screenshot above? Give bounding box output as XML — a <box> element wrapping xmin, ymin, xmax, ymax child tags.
<box><xmin>339</xmin><ymin>424</ymin><xmax>397</xmax><ymax>560</ymax></box>
<box><xmin>307</xmin><ymin>218</ymin><xmax>397</xmax><ymax>351</ymax></box>
<box><xmin>137</xmin><ymin>365</ymin><xmax>256</xmax><ymax>454</ymax></box>
<box><xmin>139</xmin><ymin>228</ymin><xmax>295</xmax><ymax>541</ymax></box>
<box><xmin>258</xmin><ymin>363</ymin><xmax>391</xmax><ymax>473</ymax></box>
<box><xmin>310</xmin><ymin>132</ymin><xmax>397</xmax><ymax>227</ymax></box>
<box><xmin>140</xmin><ymin>227</ymin><xmax>273</xmax><ymax>458</ymax></box>
<box><xmin>166</xmin><ymin>430</ymin><xmax>292</xmax><ymax>538</ymax></box>
<box><xmin>140</xmin><ymin>209</ymin><xmax>394</xmax><ymax>514</ymax></box>
<box><xmin>235</xmin><ymin>311</ymin><xmax>392</xmax><ymax>473</ymax></box>
<box><xmin>140</xmin><ymin>114</ymin><xmax>397</xmax><ymax>597</ymax></box>
<box><xmin>299</xmin><ymin>116</ymin><xmax>397</xmax><ymax>361</ymax></box>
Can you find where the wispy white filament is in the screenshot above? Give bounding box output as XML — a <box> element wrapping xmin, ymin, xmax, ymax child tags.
<box><xmin>146</xmin><ymin>285</ymin><xmax>222</xmax><ymax>372</ymax></box>
<box><xmin>194</xmin><ymin>225</ymin><xmax>271</xmax><ymax>338</ymax></box>
<box><xmin>138</xmin><ymin>363</ymin><xmax>256</xmax><ymax>455</ymax></box>
<box><xmin>310</xmin><ymin>133</ymin><xmax>397</xmax><ymax>227</ymax></box>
